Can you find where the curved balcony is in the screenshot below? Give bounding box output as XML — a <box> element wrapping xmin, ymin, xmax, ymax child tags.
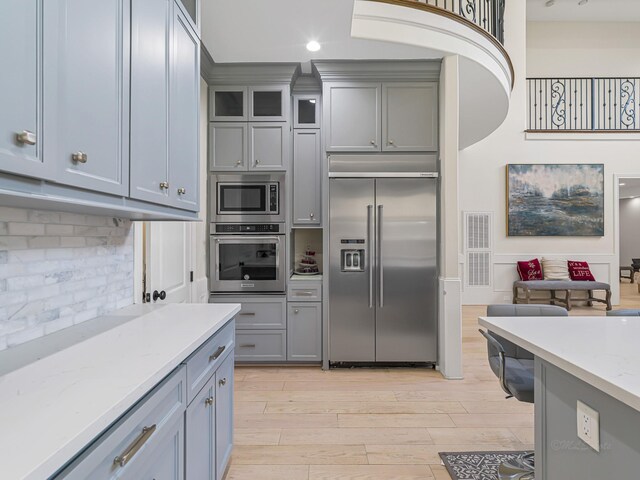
<box><xmin>351</xmin><ymin>0</ymin><xmax>514</xmax><ymax>148</ymax></box>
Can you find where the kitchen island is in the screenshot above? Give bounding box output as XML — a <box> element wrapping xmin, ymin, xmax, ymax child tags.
<box><xmin>0</xmin><ymin>303</ymin><xmax>240</xmax><ymax>480</ymax></box>
<box><xmin>479</xmin><ymin>315</ymin><xmax>640</xmax><ymax>479</ymax></box>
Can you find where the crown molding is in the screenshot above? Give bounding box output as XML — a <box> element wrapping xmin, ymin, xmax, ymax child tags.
<box><xmin>313</xmin><ymin>59</ymin><xmax>441</xmax><ymax>82</ymax></box>
<box><xmin>204</xmin><ymin>62</ymin><xmax>300</xmax><ymax>86</ymax></box>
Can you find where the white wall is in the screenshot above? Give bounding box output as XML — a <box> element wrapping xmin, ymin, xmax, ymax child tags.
<box><xmin>0</xmin><ymin>209</ymin><xmax>134</xmax><ymax>350</ymax></box>
<box><xmin>619</xmin><ymin>197</ymin><xmax>640</xmax><ymax>268</ymax></box>
<box><xmin>459</xmin><ymin>5</ymin><xmax>640</xmax><ymax>305</ymax></box>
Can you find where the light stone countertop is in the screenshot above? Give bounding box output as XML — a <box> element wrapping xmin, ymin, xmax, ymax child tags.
<box><xmin>0</xmin><ymin>303</ymin><xmax>240</xmax><ymax>480</ymax></box>
<box><xmin>479</xmin><ymin>315</ymin><xmax>640</xmax><ymax>413</ymax></box>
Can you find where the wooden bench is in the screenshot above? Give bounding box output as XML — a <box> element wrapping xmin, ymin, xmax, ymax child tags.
<box><xmin>513</xmin><ymin>280</ymin><xmax>612</xmax><ymax>311</ymax></box>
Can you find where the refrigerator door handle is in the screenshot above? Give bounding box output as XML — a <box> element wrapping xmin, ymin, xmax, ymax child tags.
<box><xmin>378</xmin><ymin>204</ymin><xmax>384</xmax><ymax>308</ymax></box>
<box><xmin>367</xmin><ymin>204</ymin><xmax>374</xmax><ymax>308</ymax></box>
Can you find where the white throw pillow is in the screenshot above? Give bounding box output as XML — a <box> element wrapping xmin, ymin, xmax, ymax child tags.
<box><xmin>542</xmin><ymin>258</ymin><xmax>570</xmax><ymax>280</ymax></box>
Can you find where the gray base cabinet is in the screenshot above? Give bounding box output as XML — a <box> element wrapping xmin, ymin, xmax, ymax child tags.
<box><xmin>185</xmin><ymin>373</ymin><xmax>216</xmax><ymax>480</ymax></box>
<box><xmin>292</xmin><ymin>130</ymin><xmax>321</xmax><ymax>226</ymax></box>
<box><xmin>215</xmin><ymin>354</ymin><xmax>234</xmax><ymax>480</ymax></box>
<box><xmin>287</xmin><ymin>303</ymin><xmax>322</xmax><ymax>362</ymax></box>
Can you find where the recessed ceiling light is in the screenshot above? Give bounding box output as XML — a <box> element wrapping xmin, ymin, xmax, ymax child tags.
<box><xmin>306</xmin><ymin>41</ymin><xmax>321</xmax><ymax>52</ymax></box>
<box><xmin>545</xmin><ymin>0</ymin><xmax>555</xmax><ymax>6</ymax></box>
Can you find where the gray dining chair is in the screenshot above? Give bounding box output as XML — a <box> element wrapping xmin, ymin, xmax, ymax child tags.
<box><xmin>607</xmin><ymin>309</ymin><xmax>640</xmax><ymax>316</ymax></box>
<box><xmin>481</xmin><ymin>304</ymin><xmax>568</xmax><ymax>479</ymax></box>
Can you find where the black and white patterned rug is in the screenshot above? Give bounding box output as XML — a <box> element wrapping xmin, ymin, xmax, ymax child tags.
<box><xmin>439</xmin><ymin>451</ymin><xmax>534</xmax><ymax>480</ymax></box>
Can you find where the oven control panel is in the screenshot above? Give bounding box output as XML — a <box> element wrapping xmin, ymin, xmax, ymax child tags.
<box><xmin>214</xmin><ymin>223</ymin><xmax>281</xmax><ymax>233</ymax></box>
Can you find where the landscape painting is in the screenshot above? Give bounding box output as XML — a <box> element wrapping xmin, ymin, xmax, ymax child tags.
<box><xmin>507</xmin><ymin>164</ymin><xmax>604</xmax><ymax>236</ymax></box>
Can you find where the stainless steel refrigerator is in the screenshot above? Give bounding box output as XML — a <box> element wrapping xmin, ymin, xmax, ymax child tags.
<box><xmin>329</xmin><ymin>177</ymin><xmax>438</xmax><ymax>364</ymax></box>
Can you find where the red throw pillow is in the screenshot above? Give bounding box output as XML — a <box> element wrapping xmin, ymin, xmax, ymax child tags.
<box><xmin>568</xmin><ymin>261</ymin><xmax>595</xmax><ymax>281</ymax></box>
<box><xmin>517</xmin><ymin>259</ymin><xmax>543</xmax><ymax>281</ymax></box>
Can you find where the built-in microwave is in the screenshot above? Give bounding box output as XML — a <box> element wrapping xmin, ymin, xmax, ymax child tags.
<box><xmin>211</xmin><ymin>174</ymin><xmax>285</xmax><ymax>223</ymax></box>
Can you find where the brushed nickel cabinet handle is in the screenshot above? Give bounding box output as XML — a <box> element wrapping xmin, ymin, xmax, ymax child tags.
<box><xmin>255</xmin><ymin>159</ymin><xmax>260</xmax><ymax>165</ymax></box>
<box><xmin>294</xmin><ymin>308</ymin><xmax>299</xmax><ymax>314</ymax></box>
<box><xmin>294</xmin><ymin>291</ymin><xmax>314</xmax><ymax>297</ymax></box>
<box><xmin>219</xmin><ymin>378</ymin><xmax>227</xmax><ymax>386</ymax></box>
<box><xmin>113</xmin><ymin>424</ymin><xmax>156</xmax><ymax>467</ymax></box>
<box><xmin>209</xmin><ymin>345</ymin><xmax>226</xmax><ymax>362</ymax></box>
<box><xmin>71</xmin><ymin>152</ymin><xmax>87</xmax><ymax>164</ymax></box>
<box><xmin>240</xmin><ymin>343</ymin><xmax>256</xmax><ymax>348</ymax></box>
<box><xmin>16</xmin><ymin>130</ymin><xmax>36</xmax><ymax>145</ymax></box>
<box><xmin>159</xmin><ymin>182</ymin><xmax>169</xmax><ymax>190</ymax></box>
<box><xmin>236</xmin><ymin>160</ymin><xmax>242</xmax><ymax>166</ymax></box>
<box><xmin>239</xmin><ymin>312</ymin><xmax>256</xmax><ymax>316</ymax></box>
<box><xmin>309</xmin><ymin>213</ymin><xmax>314</xmax><ymax>218</ymax></box>
<box><xmin>177</xmin><ymin>187</ymin><xmax>186</xmax><ymax>195</ymax></box>
<box><xmin>205</xmin><ymin>396</ymin><xmax>214</xmax><ymax>407</ymax></box>
<box><xmin>388</xmin><ymin>139</ymin><xmax>395</xmax><ymax>145</ymax></box>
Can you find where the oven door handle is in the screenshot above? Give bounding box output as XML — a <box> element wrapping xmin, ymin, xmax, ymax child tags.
<box><xmin>214</xmin><ymin>236</ymin><xmax>281</xmax><ymax>244</ymax></box>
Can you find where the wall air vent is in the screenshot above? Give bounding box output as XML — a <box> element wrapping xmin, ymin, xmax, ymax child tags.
<box><xmin>465</xmin><ymin>212</ymin><xmax>492</xmax><ymax>287</ymax></box>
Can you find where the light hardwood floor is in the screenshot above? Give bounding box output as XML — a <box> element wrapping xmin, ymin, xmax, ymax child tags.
<box><xmin>227</xmin><ymin>282</ymin><xmax>640</xmax><ymax>480</ymax></box>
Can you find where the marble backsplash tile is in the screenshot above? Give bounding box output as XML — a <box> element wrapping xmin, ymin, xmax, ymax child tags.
<box><xmin>0</xmin><ymin>207</ymin><xmax>134</xmax><ymax>351</ymax></box>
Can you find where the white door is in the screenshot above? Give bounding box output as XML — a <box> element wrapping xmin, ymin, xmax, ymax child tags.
<box><xmin>146</xmin><ymin>222</ymin><xmax>192</xmax><ymax>304</ymax></box>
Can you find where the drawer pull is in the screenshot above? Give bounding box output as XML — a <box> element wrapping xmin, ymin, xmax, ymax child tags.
<box><xmin>205</xmin><ymin>396</ymin><xmax>214</xmax><ymax>407</ymax></box>
<box><xmin>294</xmin><ymin>291</ymin><xmax>314</xmax><ymax>296</ymax></box>
<box><xmin>209</xmin><ymin>345</ymin><xmax>226</xmax><ymax>362</ymax></box>
<box><xmin>239</xmin><ymin>312</ymin><xmax>256</xmax><ymax>316</ymax></box>
<box><xmin>219</xmin><ymin>378</ymin><xmax>227</xmax><ymax>386</ymax></box>
<box><xmin>240</xmin><ymin>343</ymin><xmax>256</xmax><ymax>348</ymax></box>
<box><xmin>113</xmin><ymin>424</ymin><xmax>157</xmax><ymax>467</ymax></box>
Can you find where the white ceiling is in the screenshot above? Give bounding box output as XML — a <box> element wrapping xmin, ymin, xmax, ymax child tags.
<box><xmin>619</xmin><ymin>178</ymin><xmax>640</xmax><ymax>199</ymax></box>
<box><xmin>527</xmin><ymin>0</ymin><xmax>640</xmax><ymax>22</ymax></box>
<box><xmin>201</xmin><ymin>0</ymin><xmax>444</xmax><ymax>63</ymax></box>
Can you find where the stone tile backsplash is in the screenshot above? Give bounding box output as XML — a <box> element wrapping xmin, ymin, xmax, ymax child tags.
<box><xmin>0</xmin><ymin>207</ymin><xmax>134</xmax><ymax>351</ymax></box>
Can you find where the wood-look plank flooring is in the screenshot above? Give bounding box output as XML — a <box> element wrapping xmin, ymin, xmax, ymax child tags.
<box><xmin>227</xmin><ymin>283</ymin><xmax>640</xmax><ymax>480</ymax></box>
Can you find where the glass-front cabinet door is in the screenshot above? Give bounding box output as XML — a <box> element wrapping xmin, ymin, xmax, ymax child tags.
<box><xmin>210</xmin><ymin>86</ymin><xmax>247</xmax><ymax>121</ymax></box>
<box><xmin>249</xmin><ymin>85</ymin><xmax>288</xmax><ymax>121</ymax></box>
<box><xmin>293</xmin><ymin>94</ymin><xmax>321</xmax><ymax>128</ymax></box>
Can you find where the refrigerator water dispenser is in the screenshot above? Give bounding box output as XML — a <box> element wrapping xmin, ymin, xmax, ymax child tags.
<box><xmin>341</xmin><ymin>249</ymin><xmax>365</xmax><ymax>272</ymax></box>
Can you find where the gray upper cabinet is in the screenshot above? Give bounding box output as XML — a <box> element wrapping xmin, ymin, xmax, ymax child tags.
<box><xmin>175</xmin><ymin>0</ymin><xmax>199</xmax><ymax>35</ymax></box>
<box><xmin>130</xmin><ymin>0</ymin><xmax>199</xmax><ymax>212</ymax></box>
<box><xmin>249</xmin><ymin>86</ymin><xmax>288</xmax><ymax>122</ymax></box>
<box><xmin>325</xmin><ymin>83</ymin><xmax>381</xmax><ymax>152</ymax></box>
<box><xmin>209</xmin><ymin>123</ymin><xmax>248</xmax><ymax>171</ymax></box>
<box><xmin>287</xmin><ymin>303</ymin><xmax>322</xmax><ymax>362</ymax></box>
<box><xmin>215</xmin><ymin>353</ymin><xmax>234</xmax><ymax>480</ymax></box>
<box><xmin>292</xmin><ymin>130</ymin><xmax>321</xmax><ymax>226</ymax></box>
<box><xmin>130</xmin><ymin>0</ymin><xmax>170</xmax><ymax>206</ymax></box>
<box><xmin>210</xmin><ymin>86</ymin><xmax>248</xmax><ymax>122</ymax></box>
<box><xmin>382</xmin><ymin>83</ymin><xmax>438</xmax><ymax>152</ymax></box>
<box><xmin>44</xmin><ymin>0</ymin><xmax>130</xmax><ymax>196</ymax></box>
<box><xmin>0</xmin><ymin>0</ymin><xmax>51</xmax><ymax>181</ymax></box>
<box><xmin>168</xmin><ymin>5</ymin><xmax>200</xmax><ymax>210</ymax></box>
<box><xmin>248</xmin><ymin>122</ymin><xmax>288</xmax><ymax>171</ymax></box>
<box><xmin>293</xmin><ymin>95</ymin><xmax>321</xmax><ymax>129</ymax></box>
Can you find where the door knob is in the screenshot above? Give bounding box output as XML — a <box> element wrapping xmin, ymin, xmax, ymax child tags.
<box><xmin>236</xmin><ymin>160</ymin><xmax>242</xmax><ymax>166</ymax></box>
<box><xmin>219</xmin><ymin>378</ymin><xmax>227</xmax><ymax>386</ymax></box>
<box><xmin>16</xmin><ymin>130</ymin><xmax>36</xmax><ymax>145</ymax></box>
<box><xmin>294</xmin><ymin>309</ymin><xmax>299</xmax><ymax>314</ymax></box>
<box><xmin>255</xmin><ymin>159</ymin><xmax>260</xmax><ymax>165</ymax></box>
<box><xmin>205</xmin><ymin>396</ymin><xmax>214</xmax><ymax>407</ymax></box>
<box><xmin>370</xmin><ymin>140</ymin><xmax>376</xmax><ymax>146</ymax></box>
<box><xmin>159</xmin><ymin>182</ymin><xmax>169</xmax><ymax>190</ymax></box>
<box><xmin>177</xmin><ymin>187</ymin><xmax>186</xmax><ymax>195</ymax></box>
<box><xmin>71</xmin><ymin>152</ymin><xmax>88</xmax><ymax>163</ymax></box>
<box><xmin>310</xmin><ymin>213</ymin><xmax>314</xmax><ymax>218</ymax></box>
<box><xmin>388</xmin><ymin>139</ymin><xmax>395</xmax><ymax>145</ymax></box>
<box><xmin>152</xmin><ymin>290</ymin><xmax>166</xmax><ymax>301</ymax></box>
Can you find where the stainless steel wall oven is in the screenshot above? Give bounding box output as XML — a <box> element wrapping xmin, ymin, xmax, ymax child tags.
<box><xmin>210</xmin><ymin>223</ymin><xmax>286</xmax><ymax>293</ymax></box>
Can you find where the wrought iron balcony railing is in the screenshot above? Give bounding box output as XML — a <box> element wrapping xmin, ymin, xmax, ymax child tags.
<box><xmin>369</xmin><ymin>0</ymin><xmax>506</xmax><ymax>45</ymax></box>
<box><xmin>527</xmin><ymin>77</ymin><xmax>640</xmax><ymax>132</ymax></box>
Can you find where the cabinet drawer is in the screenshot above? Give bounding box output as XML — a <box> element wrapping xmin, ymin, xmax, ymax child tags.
<box><xmin>210</xmin><ymin>296</ymin><xmax>286</xmax><ymax>330</ymax></box>
<box><xmin>185</xmin><ymin>319</ymin><xmax>235</xmax><ymax>405</ymax></box>
<box><xmin>56</xmin><ymin>366</ymin><xmax>186</xmax><ymax>479</ymax></box>
<box><xmin>235</xmin><ymin>331</ymin><xmax>286</xmax><ymax>362</ymax></box>
<box><xmin>288</xmin><ymin>282</ymin><xmax>322</xmax><ymax>302</ymax></box>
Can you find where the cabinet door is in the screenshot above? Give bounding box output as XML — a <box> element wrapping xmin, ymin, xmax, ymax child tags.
<box><xmin>215</xmin><ymin>353</ymin><xmax>234</xmax><ymax>480</ymax></box>
<box><xmin>248</xmin><ymin>122</ymin><xmax>287</xmax><ymax>171</ymax></box>
<box><xmin>185</xmin><ymin>373</ymin><xmax>216</xmax><ymax>480</ymax></box>
<box><xmin>168</xmin><ymin>5</ymin><xmax>200</xmax><ymax>211</ymax></box>
<box><xmin>325</xmin><ymin>83</ymin><xmax>380</xmax><ymax>152</ymax></box>
<box><xmin>292</xmin><ymin>130</ymin><xmax>321</xmax><ymax>226</ymax></box>
<box><xmin>44</xmin><ymin>0</ymin><xmax>130</xmax><ymax>196</ymax></box>
<box><xmin>130</xmin><ymin>0</ymin><xmax>170</xmax><ymax>206</ymax></box>
<box><xmin>287</xmin><ymin>303</ymin><xmax>322</xmax><ymax>362</ymax></box>
<box><xmin>0</xmin><ymin>0</ymin><xmax>51</xmax><ymax>180</ymax></box>
<box><xmin>382</xmin><ymin>83</ymin><xmax>438</xmax><ymax>152</ymax></box>
<box><xmin>209</xmin><ymin>123</ymin><xmax>248</xmax><ymax>171</ymax></box>
<box><xmin>249</xmin><ymin>85</ymin><xmax>288</xmax><ymax>122</ymax></box>
<box><xmin>209</xmin><ymin>86</ymin><xmax>247</xmax><ymax>121</ymax></box>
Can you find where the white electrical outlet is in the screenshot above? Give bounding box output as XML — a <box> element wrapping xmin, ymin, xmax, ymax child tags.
<box><xmin>577</xmin><ymin>400</ymin><xmax>600</xmax><ymax>452</ymax></box>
